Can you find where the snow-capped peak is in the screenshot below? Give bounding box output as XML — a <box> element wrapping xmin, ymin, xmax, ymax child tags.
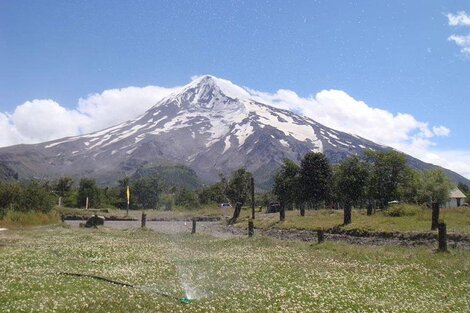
<box><xmin>183</xmin><ymin>75</ymin><xmax>252</xmax><ymax>100</ymax></box>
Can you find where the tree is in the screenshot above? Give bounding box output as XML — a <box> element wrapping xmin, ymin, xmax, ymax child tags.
<box><xmin>417</xmin><ymin>169</ymin><xmax>453</xmax><ymax>206</ymax></box>
<box><xmin>175</xmin><ymin>188</ymin><xmax>199</xmax><ymax>209</ymax></box>
<box><xmin>77</xmin><ymin>178</ymin><xmax>100</xmax><ymax>208</ymax></box>
<box><xmin>225</xmin><ymin>168</ymin><xmax>252</xmax><ymax>225</ymax></box>
<box><xmin>398</xmin><ymin>169</ymin><xmax>421</xmax><ymax>204</ymax></box>
<box><xmin>458</xmin><ymin>182</ymin><xmax>469</xmax><ymax>198</ymax></box>
<box><xmin>416</xmin><ymin>169</ymin><xmax>453</xmax><ymax>230</ymax></box>
<box><xmin>273</xmin><ymin>159</ymin><xmax>300</xmax><ymax>211</ymax></box>
<box><xmin>298</xmin><ymin>152</ymin><xmax>332</xmax><ymax>214</ymax></box>
<box><xmin>132</xmin><ymin>175</ymin><xmax>162</xmax><ymax>209</ymax></box>
<box><xmin>53</xmin><ymin>177</ymin><xmax>74</xmax><ymax>198</ymax></box>
<box><xmin>198</xmin><ymin>182</ymin><xmax>226</xmax><ymax>205</ymax></box>
<box><xmin>365</xmin><ymin>150</ymin><xmax>411</xmax><ymax>208</ymax></box>
<box><xmin>335</xmin><ymin>156</ymin><xmax>369</xmax><ymax>224</ymax></box>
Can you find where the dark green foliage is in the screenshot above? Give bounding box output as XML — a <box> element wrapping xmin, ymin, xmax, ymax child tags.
<box><xmin>53</xmin><ymin>177</ymin><xmax>74</xmax><ymax>197</ymax></box>
<box><xmin>198</xmin><ymin>182</ymin><xmax>226</xmax><ymax>205</ymax></box>
<box><xmin>365</xmin><ymin>150</ymin><xmax>411</xmax><ymax>207</ymax></box>
<box><xmin>225</xmin><ymin>168</ymin><xmax>253</xmax><ymax>225</ymax></box>
<box><xmin>0</xmin><ymin>181</ymin><xmax>20</xmax><ymax>209</ymax></box>
<box><xmin>175</xmin><ymin>188</ymin><xmax>199</xmax><ymax>209</ymax></box>
<box><xmin>133</xmin><ymin>164</ymin><xmax>202</xmax><ymax>191</ymax></box>
<box><xmin>225</xmin><ymin>168</ymin><xmax>252</xmax><ymax>207</ymax></box>
<box><xmin>158</xmin><ymin>193</ymin><xmax>173</xmax><ymax>211</ymax></box>
<box><xmin>257</xmin><ymin>192</ymin><xmax>277</xmax><ymax>209</ymax></box>
<box><xmin>458</xmin><ymin>182</ymin><xmax>469</xmax><ymax>198</ymax></box>
<box><xmin>273</xmin><ymin>159</ymin><xmax>300</xmax><ymax>210</ymax></box>
<box><xmin>398</xmin><ymin>169</ymin><xmax>421</xmax><ymax>204</ymax></box>
<box><xmin>299</xmin><ymin>152</ymin><xmax>332</xmax><ymax>207</ymax></box>
<box><xmin>77</xmin><ymin>178</ymin><xmax>101</xmax><ymax>208</ymax></box>
<box><xmin>0</xmin><ymin>182</ymin><xmax>20</xmax><ymax>217</ymax></box>
<box><xmin>12</xmin><ymin>181</ymin><xmax>54</xmax><ymax>213</ymax></box>
<box><xmin>132</xmin><ymin>175</ymin><xmax>162</xmax><ymax>209</ymax></box>
<box><xmin>334</xmin><ymin>156</ymin><xmax>369</xmax><ymax>206</ymax></box>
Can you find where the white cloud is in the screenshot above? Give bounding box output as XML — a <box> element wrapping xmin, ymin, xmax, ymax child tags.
<box><xmin>432</xmin><ymin>126</ymin><xmax>450</xmax><ymax>137</ymax></box>
<box><xmin>77</xmin><ymin>86</ymin><xmax>178</xmax><ymax>133</ymax></box>
<box><xmin>0</xmin><ymin>113</ymin><xmax>23</xmax><ymax>147</ymax></box>
<box><xmin>249</xmin><ymin>88</ymin><xmax>444</xmax><ymax>151</ymax></box>
<box><xmin>10</xmin><ymin>99</ymin><xmax>87</xmax><ymax>143</ymax></box>
<box><xmin>447</xmin><ymin>11</ymin><xmax>470</xmax><ymax>26</ymax></box>
<box><xmin>448</xmin><ymin>34</ymin><xmax>470</xmax><ymax>55</ymax></box>
<box><xmin>0</xmin><ymin>79</ymin><xmax>468</xmax><ymax>179</ymax></box>
<box><xmin>420</xmin><ymin>150</ymin><xmax>470</xmax><ymax>180</ymax></box>
<box><xmin>0</xmin><ymin>85</ymin><xmax>177</xmax><ymax>145</ymax></box>
<box><xmin>249</xmin><ymin>87</ymin><xmax>469</xmax><ymax>179</ymax></box>
<box><xmin>447</xmin><ymin>11</ymin><xmax>470</xmax><ymax>56</ymax></box>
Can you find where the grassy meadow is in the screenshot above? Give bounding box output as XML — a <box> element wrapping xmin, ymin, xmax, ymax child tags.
<box><xmin>0</xmin><ymin>224</ymin><xmax>469</xmax><ymax>312</ymax></box>
<box><xmin>242</xmin><ymin>205</ymin><xmax>470</xmax><ymax>235</ymax></box>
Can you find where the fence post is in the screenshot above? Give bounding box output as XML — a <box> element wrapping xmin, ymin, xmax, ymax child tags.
<box><xmin>344</xmin><ymin>203</ymin><xmax>352</xmax><ymax>225</ymax></box>
<box><xmin>85</xmin><ymin>197</ymin><xmax>89</xmax><ymax>210</ymax></box>
<box><xmin>317</xmin><ymin>230</ymin><xmax>324</xmax><ymax>243</ymax></box>
<box><xmin>437</xmin><ymin>222</ymin><xmax>447</xmax><ymax>252</ymax></box>
<box><xmin>141</xmin><ymin>212</ymin><xmax>147</xmax><ymax>228</ymax></box>
<box><xmin>248</xmin><ymin>220</ymin><xmax>254</xmax><ymax>237</ymax></box>
<box><xmin>191</xmin><ymin>218</ymin><xmax>196</xmax><ymax>234</ymax></box>
<box><xmin>280</xmin><ymin>205</ymin><xmax>285</xmax><ymax>221</ymax></box>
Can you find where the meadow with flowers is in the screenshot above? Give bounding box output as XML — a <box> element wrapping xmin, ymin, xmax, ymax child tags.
<box><xmin>0</xmin><ymin>224</ymin><xmax>469</xmax><ymax>312</ymax></box>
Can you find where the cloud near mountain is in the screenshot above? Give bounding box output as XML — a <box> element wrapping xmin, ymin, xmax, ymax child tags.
<box><xmin>0</xmin><ymin>77</ymin><xmax>467</xmax><ymax>178</ymax></box>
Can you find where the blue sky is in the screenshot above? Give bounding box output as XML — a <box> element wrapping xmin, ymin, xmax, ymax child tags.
<box><xmin>1</xmin><ymin>0</ymin><xmax>469</xmax><ymax>177</ymax></box>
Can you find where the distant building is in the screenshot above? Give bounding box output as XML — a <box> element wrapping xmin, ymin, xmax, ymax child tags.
<box><xmin>446</xmin><ymin>188</ymin><xmax>467</xmax><ymax>208</ymax></box>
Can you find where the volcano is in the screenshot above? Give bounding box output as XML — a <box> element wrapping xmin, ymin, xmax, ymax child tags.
<box><xmin>0</xmin><ymin>75</ymin><xmax>467</xmax><ymax>188</ymax></box>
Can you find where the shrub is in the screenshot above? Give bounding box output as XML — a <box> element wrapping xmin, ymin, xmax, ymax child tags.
<box><xmin>13</xmin><ymin>181</ymin><xmax>54</xmax><ymax>213</ymax></box>
<box><xmin>384</xmin><ymin>204</ymin><xmax>421</xmax><ymax>217</ymax></box>
<box><xmin>175</xmin><ymin>188</ymin><xmax>199</xmax><ymax>209</ymax></box>
<box><xmin>77</xmin><ymin>178</ymin><xmax>101</xmax><ymax>208</ymax></box>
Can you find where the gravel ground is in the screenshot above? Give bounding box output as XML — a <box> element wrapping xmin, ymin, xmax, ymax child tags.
<box><xmin>65</xmin><ymin>220</ymin><xmax>242</xmax><ymax>239</ymax></box>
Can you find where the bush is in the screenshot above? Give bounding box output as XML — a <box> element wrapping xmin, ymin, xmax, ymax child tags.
<box><xmin>13</xmin><ymin>181</ymin><xmax>54</xmax><ymax>213</ymax></box>
<box><xmin>384</xmin><ymin>204</ymin><xmax>421</xmax><ymax>217</ymax></box>
<box><xmin>77</xmin><ymin>178</ymin><xmax>101</xmax><ymax>208</ymax></box>
<box><xmin>175</xmin><ymin>188</ymin><xmax>199</xmax><ymax>209</ymax></box>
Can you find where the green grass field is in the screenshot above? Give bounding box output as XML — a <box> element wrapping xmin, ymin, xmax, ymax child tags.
<box><xmin>0</xmin><ymin>225</ymin><xmax>469</xmax><ymax>312</ymax></box>
<box><xmin>243</xmin><ymin>206</ymin><xmax>470</xmax><ymax>235</ymax></box>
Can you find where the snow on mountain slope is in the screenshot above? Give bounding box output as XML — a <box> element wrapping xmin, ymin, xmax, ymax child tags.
<box><xmin>1</xmin><ymin>75</ymin><xmax>466</xmax><ymax>187</ymax></box>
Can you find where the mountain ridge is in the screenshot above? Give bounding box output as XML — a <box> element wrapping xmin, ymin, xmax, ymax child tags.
<box><xmin>0</xmin><ymin>75</ymin><xmax>468</xmax><ymax>187</ymax></box>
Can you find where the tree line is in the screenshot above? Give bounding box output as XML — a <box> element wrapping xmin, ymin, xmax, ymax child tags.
<box><xmin>273</xmin><ymin>150</ymin><xmax>457</xmax><ymax>217</ymax></box>
<box><xmin>0</xmin><ymin>149</ymin><xmax>466</xmax><ymax>218</ymax></box>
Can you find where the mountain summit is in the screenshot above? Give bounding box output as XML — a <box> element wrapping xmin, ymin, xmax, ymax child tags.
<box><xmin>0</xmin><ymin>76</ymin><xmax>468</xmax><ymax>187</ymax></box>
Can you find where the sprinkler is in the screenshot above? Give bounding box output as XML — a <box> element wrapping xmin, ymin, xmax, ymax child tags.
<box><xmin>179</xmin><ymin>297</ymin><xmax>191</xmax><ymax>304</ymax></box>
